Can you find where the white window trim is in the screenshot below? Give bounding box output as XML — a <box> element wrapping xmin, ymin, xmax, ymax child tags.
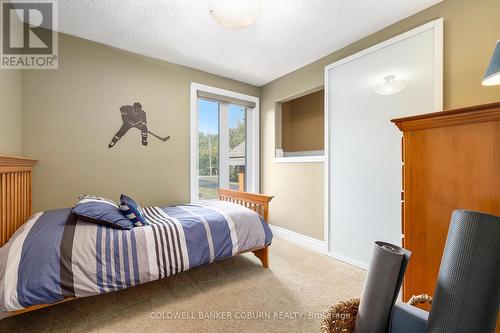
<box><xmin>274</xmin><ymin>149</ymin><xmax>325</xmax><ymax>163</ymax></box>
<box><xmin>274</xmin><ymin>156</ymin><xmax>325</xmax><ymax>163</ymax></box>
<box><xmin>190</xmin><ymin>82</ymin><xmax>260</xmax><ymax>202</ymax></box>
<box><xmin>218</xmin><ymin>102</ymin><xmax>230</xmax><ymax>189</ymax></box>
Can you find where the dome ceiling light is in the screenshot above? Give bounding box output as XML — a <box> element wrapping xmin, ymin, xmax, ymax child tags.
<box><xmin>374</xmin><ymin>75</ymin><xmax>406</xmax><ymax>96</ymax></box>
<box><xmin>209</xmin><ymin>0</ymin><xmax>262</xmax><ymax>29</ymax></box>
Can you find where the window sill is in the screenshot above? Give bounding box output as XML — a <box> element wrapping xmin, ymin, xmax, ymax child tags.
<box><xmin>274</xmin><ymin>156</ymin><xmax>325</xmax><ymax>163</ymax></box>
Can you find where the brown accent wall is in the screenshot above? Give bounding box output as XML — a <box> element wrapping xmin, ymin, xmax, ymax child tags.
<box><xmin>261</xmin><ymin>0</ymin><xmax>500</xmax><ymax>240</ymax></box>
<box><xmin>281</xmin><ymin>90</ymin><xmax>324</xmax><ymax>152</ymax></box>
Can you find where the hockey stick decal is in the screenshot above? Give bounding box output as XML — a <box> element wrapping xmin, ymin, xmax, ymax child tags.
<box><xmin>108</xmin><ymin>102</ymin><xmax>170</xmax><ymax>148</ymax></box>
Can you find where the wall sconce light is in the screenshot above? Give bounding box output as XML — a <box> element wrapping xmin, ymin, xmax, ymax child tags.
<box><xmin>374</xmin><ymin>75</ymin><xmax>406</xmax><ymax>96</ymax></box>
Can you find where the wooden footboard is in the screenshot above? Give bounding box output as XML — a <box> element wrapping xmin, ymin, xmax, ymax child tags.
<box><xmin>217</xmin><ymin>189</ymin><xmax>274</xmax><ymax>268</ymax></box>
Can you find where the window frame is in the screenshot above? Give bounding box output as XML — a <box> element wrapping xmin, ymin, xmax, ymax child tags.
<box><xmin>190</xmin><ymin>82</ymin><xmax>259</xmax><ymax>202</ymax></box>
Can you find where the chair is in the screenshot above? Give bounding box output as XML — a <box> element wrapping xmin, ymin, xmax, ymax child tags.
<box><xmin>390</xmin><ymin>210</ymin><xmax>500</xmax><ymax>333</ymax></box>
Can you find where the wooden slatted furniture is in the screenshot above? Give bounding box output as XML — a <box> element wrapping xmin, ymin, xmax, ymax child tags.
<box><xmin>392</xmin><ymin>102</ymin><xmax>500</xmax><ymax>312</ymax></box>
<box><xmin>218</xmin><ymin>188</ymin><xmax>274</xmax><ymax>268</ymax></box>
<box><xmin>0</xmin><ymin>162</ymin><xmax>273</xmax><ymax>318</ymax></box>
<box><xmin>0</xmin><ymin>155</ymin><xmax>38</xmax><ymax>247</ymax></box>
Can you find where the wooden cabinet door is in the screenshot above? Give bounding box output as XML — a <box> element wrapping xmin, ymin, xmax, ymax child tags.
<box><xmin>402</xmin><ymin>120</ymin><xmax>500</xmax><ymax>309</ymax></box>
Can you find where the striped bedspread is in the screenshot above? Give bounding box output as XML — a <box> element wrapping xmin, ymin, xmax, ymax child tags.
<box><xmin>0</xmin><ymin>201</ymin><xmax>272</xmax><ymax>312</ymax></box>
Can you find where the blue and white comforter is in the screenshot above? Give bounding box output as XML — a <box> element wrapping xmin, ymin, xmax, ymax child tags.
<box><xmin>0</xmin><ymin>201</ymin><xmax>272</xmax><ymax>312</ymax></box>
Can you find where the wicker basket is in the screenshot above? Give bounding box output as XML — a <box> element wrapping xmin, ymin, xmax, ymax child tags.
<box><xmin>407</xmin><ymin>294</ymin><xmax>432</xmax><ymax>306</ymax></box>
<box><xmin>320</xmin><ymin>294</ymin><xmax>432</xmax><ymax>333</ymax></box>
<box><xmin>320</xmin><ymin>299</ymin><xmax>360</xmax><ymax>333</ymax></box>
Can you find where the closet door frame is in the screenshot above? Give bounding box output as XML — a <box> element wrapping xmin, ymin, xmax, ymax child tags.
<box><xmin>323</xmin><ymin>18</ymin><xmax>443</xmax><ymax>268</ymax></box>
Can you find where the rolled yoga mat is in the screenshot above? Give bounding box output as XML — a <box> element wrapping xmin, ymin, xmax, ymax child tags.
<box><xmin>354</xmin><ymin>241</ymin><xmax>411</xmax><ymax>333</ymax></box>
<box><xmin>427</xmin><ymin>210</ymin><xmax>500</xmax><ymax>333</ymax></box>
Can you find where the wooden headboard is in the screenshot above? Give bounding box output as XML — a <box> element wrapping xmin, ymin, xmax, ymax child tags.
<box><xmin>0</xmin><ymin>155</ymin><xmax>38</xmax><ymax>247</ymax></box>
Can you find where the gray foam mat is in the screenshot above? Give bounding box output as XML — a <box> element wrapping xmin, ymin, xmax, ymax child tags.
<box><xmin>427</xmin><ymin>210</ymin><xmax>500</xmax><ymax>333</ymax></box>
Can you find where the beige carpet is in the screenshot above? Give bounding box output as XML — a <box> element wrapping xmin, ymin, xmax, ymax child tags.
<box><xmin>0</xmin><ymin>237</ymin><xmax>366</xmax><ymax>333</ymax></box>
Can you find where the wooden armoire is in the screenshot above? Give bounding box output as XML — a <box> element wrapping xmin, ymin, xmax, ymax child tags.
<box><xmin>392</xmin><ymin>102</ymin><xmax>500</xmax><ymax>309</ymax></box>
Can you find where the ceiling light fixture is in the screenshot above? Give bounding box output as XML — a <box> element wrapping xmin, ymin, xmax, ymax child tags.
<box><xmin>209</xmin><ymin>0</ymin><xmax>262</xmax><ymax>29</ymax></box>
<box><xmin>374</xmin><ymin>75</ymin><xmax>406</xmax><ymax>96</ymax></box>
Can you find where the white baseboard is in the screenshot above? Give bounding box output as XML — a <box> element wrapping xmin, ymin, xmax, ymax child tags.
<box><xmin>269</xmin><ymin>224</ymin><xmax>327</xmax><ymax>253</ymax></box>
<box><xmin>325</xmin><ymin>251</ymin><xmax>368</xmax><ymax>270</ymax></box>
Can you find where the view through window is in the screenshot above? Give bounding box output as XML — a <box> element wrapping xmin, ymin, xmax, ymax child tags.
<box><xmin>198</xmin><ymin>98</ymin><xmax>246</xmax><ymax>200</ymax></box>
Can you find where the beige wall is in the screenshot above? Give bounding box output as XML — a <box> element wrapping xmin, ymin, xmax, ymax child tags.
<box><xmin>21</xmin><ymin>33</ymin><xmax>259</xmax><ymax>212</ymax></box>
<box><xmin>261</xmin><ymin>0</ymin><xmax>500</xmax><ymax>240</ymax></box>
<box><xmin>281</xmin><ymin>90</ymin><xmax>324</xmax><ymax>152</ymax></box>
<box><xmin>0</xmin><ymin>70</ymin><xmax>22</xmax><ymax>155</ymax></box>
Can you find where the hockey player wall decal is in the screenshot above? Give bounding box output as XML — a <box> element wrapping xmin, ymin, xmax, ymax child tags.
<box><xmin>108</xmin><ymin>102</ymin><xmax>170</xmax><ymax>149</ymax></box>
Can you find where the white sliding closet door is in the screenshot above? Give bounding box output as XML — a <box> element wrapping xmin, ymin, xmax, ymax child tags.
<box><xmin>325</xmin><ymin>20</ymin><xmax>443</xmax><ymax>268</ymax></box>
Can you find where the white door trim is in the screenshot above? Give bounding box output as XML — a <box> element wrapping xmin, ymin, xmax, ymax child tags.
<box><xmin>323</xmin><ymin>18</ymin><xmax>444</xmax><ymax>267</ymax></box>
<box><xmin>190</xmin><ymin>82</ymin><xmax>260</xmax><ymax>202</ymax></box>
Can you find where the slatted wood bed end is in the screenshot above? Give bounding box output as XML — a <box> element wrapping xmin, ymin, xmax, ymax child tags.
<box><xmin>0</xmin><ymin>155</ymin><xmax>38</xmax><ymax>247</ymax></box>
<box><xmin>217</xmin><ymin>188</ymin><xmax>274</xmax><ymax>268</ymax></box>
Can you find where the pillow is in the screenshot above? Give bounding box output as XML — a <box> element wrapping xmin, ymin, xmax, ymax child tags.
<box><xmin>71</xmin><ymin>195</ymin><xmax>134</xmax><ymax>230</ymax></box>
<box><xmin>119</xmin><ymin>194</ymin><xmax>148</xmax><ymax>227</ymax></box>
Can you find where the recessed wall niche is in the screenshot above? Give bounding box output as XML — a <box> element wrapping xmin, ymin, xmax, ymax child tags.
<box><xmin>275</xmin><ymin>88</ymin><xmax>324</xmax><ymax>161</ymax></box>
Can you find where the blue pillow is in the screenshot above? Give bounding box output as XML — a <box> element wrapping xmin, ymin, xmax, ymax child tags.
<box><xmin>119</xmin><ymin>194</ymin><xmax>148</xmax><ymax>227</ymax></box>
<box><xmin>71</xmin><ymin>195</ymin><xmax>134</xmax><ymax>230</ymax></box>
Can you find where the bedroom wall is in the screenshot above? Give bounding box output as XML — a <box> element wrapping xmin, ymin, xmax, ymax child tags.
<box><xmin>281</xmin><ymin>90</ymin><xmax>324</xmax><ymax>152</ymax></box>
<box><xmin>21</xmin><ymin>33</ymin><xmax>259</xmax><ymax>212</ymax></box>
<box><xmin>0</xmin><ymin>70</ymin><xmax>22</xmax><ymax>156</ymax></box>
<box><xmin>261</xmin><ymin>0</ymin><xmax>500</xmax><ymax>240</ymax></box>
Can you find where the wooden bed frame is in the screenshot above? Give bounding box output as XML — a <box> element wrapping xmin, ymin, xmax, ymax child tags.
<box><xmin>0</xmin><ymin>155</ymin><xmax>38</xmax><ymax>247</ymax></box>
<box><xmin>0</xmin><ymin>155</ymin><xmax>274</xmax><ymax>318</ymax></box>
<box><xmin>218</xmin><ymin>188</ymin><xmax>274</xmax><ymax>268</ymax></box>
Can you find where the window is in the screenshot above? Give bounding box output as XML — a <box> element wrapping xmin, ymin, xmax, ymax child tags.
<box><xmin>196</xmin><ymin>100</ymin><xmax>247</xmax><ymax>199</ymax></box>
<box><xmin>191</xmin><ymin>83</ymin><xmax>259</xmax><ymax>201</ymax></box>
<box><xmin>275</xmin><ymin>89</ymin><xmax>325</xmax><ymax>162</ymax></box>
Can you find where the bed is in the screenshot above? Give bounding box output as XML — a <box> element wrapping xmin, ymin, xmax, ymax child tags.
<box><xmin>0</xmin><ymin>155</ymin><xmax>274</xmax><ymax>319</ymax></box>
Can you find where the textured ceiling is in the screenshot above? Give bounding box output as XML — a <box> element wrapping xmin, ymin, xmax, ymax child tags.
<box><xmin>55</xmin><ymin>0</ymin><xmax>441</xmax><ymax>86</ymax></box>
